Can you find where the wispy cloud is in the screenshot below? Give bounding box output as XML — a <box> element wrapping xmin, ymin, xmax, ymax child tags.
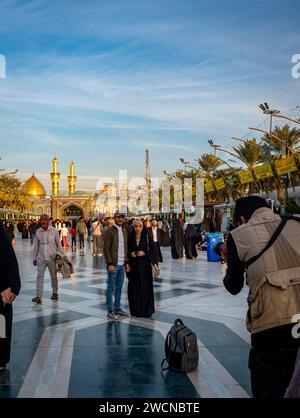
<box><xmin>129</xmin><ymin>139</ymin><xmax>193</xmax><ymax>151</ymax></box>
<box><xmin>1</xmin><ymin>0</ymin><xmax>299</xmax><ymax>189</ymax></box>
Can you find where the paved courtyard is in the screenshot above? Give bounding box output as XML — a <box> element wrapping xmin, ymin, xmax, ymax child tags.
<box><xmin>0</xmin><ymin>237</ymin><xmax>251</xmax><ymax>398</ymax></box>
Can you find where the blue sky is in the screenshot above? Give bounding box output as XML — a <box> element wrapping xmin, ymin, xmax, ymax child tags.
<box><xmin>0</xmin><ymin>0</ymin><xmax>300</xmax><ymax>192</ymax></box>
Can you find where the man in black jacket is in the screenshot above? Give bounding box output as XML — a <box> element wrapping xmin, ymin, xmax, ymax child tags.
<box><xmin>0</xmin><ymin>222</ymin><xmax>21</xmax><ymax>374</ymax></box>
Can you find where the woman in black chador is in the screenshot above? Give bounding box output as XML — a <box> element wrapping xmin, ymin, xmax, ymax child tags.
<box><xmin>170</xmin><ymin>219</ymin><xmax>184</xmax><ymax>259</ymax></box>
<box><xmin>127</xmin><ymin>220</ymin><xmax>157</xmax><ymax>318</ymax></box>
<box><xmin>184</xmin><ymin>224</ymin><xmax>198</xmax><ymax>259</ymax></box>
<box><xmin>161</xmin><ymin>220</ymin><xmax>171</xmax><ymax>247</ymax></box>
<box><xmin>0</xmin><ymin>222</ymin><xmax>21</xmax><ymax>374</ymax></box>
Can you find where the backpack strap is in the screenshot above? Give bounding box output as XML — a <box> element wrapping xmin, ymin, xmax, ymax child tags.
<box><xmin>245</xmin><ymin>215</ymin><xmax>300</xmax><ymax>269</ymax></box>
<box><xmin>161</xmin><ymin>331</ymin><xmax>171</xmax><ymax>371</ymax></box>
<box><xmin>161</xmin><ymin>358</ymin><xmax>169</xmax><ymax>371</ymax></box>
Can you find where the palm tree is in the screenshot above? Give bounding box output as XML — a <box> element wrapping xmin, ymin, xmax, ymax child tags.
<box><xmin>0</xmin><ymin>173</ymin><xmax>32</xmax><ymax>212</ymax></box>
<box><xmin>270</xmin><ymin>125</ymin><xmax>300</xmax><ymax>155</ymax></box>
<box><xmin>194</xmin><ymin>154</ymin><xmax>223</xmax><ymax>200</ymax></box>
<box><xmin>233</xmin><ymin>139</ymin><xmax>264</xmax><ymax>167</ymax></box>
<box><xmin>268</xmin><ymin>125</ymin><xmax>300</xmax><ymax>199</ymax></box>
<box><xmin>232</xmin><ymin>139</ymin><xmax>265</xmax><ymax>194</ymax></box>
<box><xmin>196</xmin><ymin>154</ymin><xmax>223</xmax><ymax>177</ymax></box>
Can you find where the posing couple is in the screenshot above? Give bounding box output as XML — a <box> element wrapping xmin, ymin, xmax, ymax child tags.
<box><xmin>103</xmin><ymin>212</ymin><xmax>157</xmax><ymax>320</ymax></box>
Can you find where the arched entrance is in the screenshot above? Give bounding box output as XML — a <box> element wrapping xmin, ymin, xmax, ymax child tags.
<box><xmin>62</xmin><ymin>204</ymin><xmax>84</xmax><ymax>220</ymax></box>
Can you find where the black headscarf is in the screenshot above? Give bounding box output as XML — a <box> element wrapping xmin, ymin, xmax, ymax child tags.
<box><xmin>0</xmin><ymin>223</ymin><xmax>21</xmax><ymax>294</ymax></box>
<box><xmin>128</xmin><ymin>225</ymin><xmax>157</xmax><ymax>264</ymax></box>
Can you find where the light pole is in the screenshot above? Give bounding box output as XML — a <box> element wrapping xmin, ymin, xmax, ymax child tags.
<box><xmin>179</xmin><ymin>158</ymin><xmax>191</xmax><ymax>172</ymax></box>
<box><xmin>208</xmin><ymin>139</ymin><xmax>221</xmax><ymax>157</ymax></box>
<box><xmin>208</xmin><ymin>139</ymin><xmax>249</xmax><ymax>168</ymax></box>
<box><xmin>270</xmin><ymin>112</ymin><xmax>300</xmax><ymax>126</ymax></box>
<box><xmin>258</xmin><ymin>103</ymin><xmax>280</xmax><ymax>194</ymax></box>
<box><xmin>258</xmin><ymin>102</ymin><xmax>280</xmax><ymax>133</ymax></box>
<box><xmin>212</xmin><ymin>155</ymin><xmax>239</xmax><ymax>173</ymax></box>
<box><xmin>258</xmin><ymin>103</ymin><xmax>280</xmax><ymax>166</ymax></box>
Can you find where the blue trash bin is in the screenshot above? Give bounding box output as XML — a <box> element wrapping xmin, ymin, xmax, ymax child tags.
<box><xmin>205</xmin><ymin>233</ymin><xmax>223</xmax><ymax>262</ymax></box>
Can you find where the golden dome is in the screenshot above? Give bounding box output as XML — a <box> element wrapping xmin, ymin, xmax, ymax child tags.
<box><xmin>23</xmin><ymin>174</ymin><xmax>46</xmax><ymax>197</ymax></box>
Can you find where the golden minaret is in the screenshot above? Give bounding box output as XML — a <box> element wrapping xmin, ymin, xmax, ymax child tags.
<box><xmin>51</xmin><ymin>156</ymin><xmax>61</xmax><ymax>196</ymax></box>
<box><xmin>68</xmin><ymin>161</ymin><xmax>77</xmax><ymax>194</ymax></box>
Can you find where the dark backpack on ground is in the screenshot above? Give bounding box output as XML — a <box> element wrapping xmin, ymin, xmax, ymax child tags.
<box><xmin>161</xmin><ymin>319</ymin><xmax>199</xmax><ymax>373</ymax></box>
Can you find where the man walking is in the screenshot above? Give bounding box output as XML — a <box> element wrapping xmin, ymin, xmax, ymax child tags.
<box><xmin>29</xmin><ymin>220</ymin><xmax>40</xmax><ymax>246</ymax></box>
<box><xmin>92</xmin><ymin>218</ymin><xmax>103</xmax><ymax>256</ymax></box>
<box><xmin>32</xmin><ymin>214</ymin><xmax>63</xmax><ymax>303</ymax></box>
<box><xmin>151</xmin><ymin>219</ymin><xmax>163</xmax><ymax>263</ymax></box>
<box><xmin>76</xmin><ymin>217</ymin><xmax>87</xmax><ymax>250</ymax></box>
<box><xmin>103</xmin><ymin>212</ymin><xmax>130</xmax><ymax>319</ymax></box>
<box><xmin>223</xmin><ymin>196</ymin><xmax>300</xmax><ymax>398</ymax></box>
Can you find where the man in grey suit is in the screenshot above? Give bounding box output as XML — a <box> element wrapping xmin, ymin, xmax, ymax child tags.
<box><xmin>32</xmin><ymin>214</ymin><xmax>63</xmax><ymax>304</ymax></box>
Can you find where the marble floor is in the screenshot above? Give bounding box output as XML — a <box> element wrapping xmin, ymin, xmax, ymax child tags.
<box><xmin>0</xmin><ymin>237</ymin><xmax>251</xmax><ymax>398</ymax></box>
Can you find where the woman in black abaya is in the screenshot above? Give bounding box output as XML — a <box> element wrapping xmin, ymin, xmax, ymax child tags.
<box><xmin>184</xmin><ymin>224</ymin><xmax>198</xmax><ymax>259</ymax></box>
<box><xmin>127</xmin><ymin>220</ymin><xmax>157</xmax><ymax>318</ymax></box>
<box><xmin>161</xmin><ymin>219</ymin><xmax>171</xmax><ymax>247</ymax></box>
<box><xmin>170</xmin><ymin>219</ymin><xmax>184</xmax><ymax>259</ymax></box>
<box><xmin>0</xmin><ymin>222</ymin><xmax>21</xmax><ymax>373</ymax></box>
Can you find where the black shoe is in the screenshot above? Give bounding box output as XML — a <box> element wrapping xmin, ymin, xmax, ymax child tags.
<box><xmin>32</xmin><ymin>296</ymin><xmax>42</xmax><ymax>304</ymax></box>
<box><xmin>114</xmin><ymin>309</ymin><xmax>129</xmax><ymax>317</ymax></box>
<box><xmin>107</xmin><ymin>311</ymin><xmax>118</xmax><ymax>320</ymax></box>
<box><xmin>51</xmin><ymin>293</ymin><xmax>59</xmax><ymax>300</ymax></box>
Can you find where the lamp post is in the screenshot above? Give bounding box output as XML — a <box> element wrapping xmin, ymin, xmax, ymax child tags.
<box><xmin>208</xmin><ymin>139</ymin><xmax>221</xmax><ymax>156</ymax></box>
<box><xmin>258</xmin><ymin>103</ymin><xmax>280</xmax><ymax>193</ymax></box>
<box><xmin>258</xmin><ymin>102</ymin><xmax>280</xmax><ymax>133</ymax></box>
<box><xmin>208</xmin><ymin>139</ymin><xmax>249</xmax><ymax>167</ymax></box>
<box><xmin>212</xmin><ymin>155</ymin><xmax>239</xmax><ymax>174</ymax></box>
<box><xmin>179</xmin><ymin>158</ymin><xmax>191</xmax><ymax>172</ymax></box>
<box><xmin>270</xmin><ymin>112</ymin><xmax>300</xmax><ymax>126</ymax></box>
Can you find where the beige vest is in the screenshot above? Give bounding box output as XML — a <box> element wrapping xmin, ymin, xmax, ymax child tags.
<box><xmin>231</xmin><ymin>207</ymin><xmax>300</xmax><ymax>334</ymax></box>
